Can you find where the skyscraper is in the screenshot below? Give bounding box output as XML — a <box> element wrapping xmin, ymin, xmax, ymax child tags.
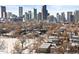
<box><xmin>56</xmin><ymin>13</ymin><xmax>61</xmax><ymax>23</ymax></box>
<box><xmin>74</xmin><ymin>10</ymin><xmax>79</xmax><ymax>23</ymax></box>
<box><xmin>33</xmin><ymin>8</ymin><xmax>37</xmax><ymax>19</ymax></box>
<box><xmin>42</xmin><ymin>5</ymin><xmax>48</xmax><ymax>20</ymax></box>
<box><xmin>67</xmin><ymin>12</ymin><xmax>72</xmax><ymax>22</ymax></box>
<box><xmin>28</xmin><ymin>11</ymin><xmax>32</xmax><ymax>20</ymax></box>
<box><xmin>24</xmin><ymin>12</ymin><xmax>29</xmax><ymax>20</ymax></box>
<box><xmin>1</xmin><ymin>6</ymin><xmax>6</xmax><ymax>18</ymax></box>
<box><xmin>19</xmin><ymin>7</ymin><xmax>23</xmax><ymax>17</ymax></box>
<box><xmin>61</xmin><ymin>12</ymin><xmax>66</xmax><ymax>23</ymax></box>
<box><xmin>70</xmin><ymin>15</ymin><xmax>74</xmax><ymax>23</ymax></box>
<box><xmin>7</xmin><ymin>12</ymin><xmax>12</xmax><ymax>19</ymax></box>
<box><xmin>37</xmin><ymin>12</ymin><xmax>42</xmax><ymax>20</ymax></box>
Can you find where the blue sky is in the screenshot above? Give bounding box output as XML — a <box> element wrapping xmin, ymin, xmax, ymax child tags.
<box><xmin>0</xmin><ymin>5</ymin><xmax>79</xmax><ymax>17</ymax></box>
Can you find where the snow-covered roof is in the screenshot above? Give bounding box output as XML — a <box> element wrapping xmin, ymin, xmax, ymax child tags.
<box><xmin>48</xmin><ymin>36</ymin><xmax>58</xmax><ymax>40</ymax></box>
<box><xmin>39</xmin><ymin>43</ymin><xmax>51</xmax><ymax>48</ymax></box>
<box><xmin>71</xmin><ymin>43</ymin><xmax>79</xmax><ymax>46</ymax></box>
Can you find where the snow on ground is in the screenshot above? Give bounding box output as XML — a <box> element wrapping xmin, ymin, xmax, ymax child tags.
<box><xmin>0</xmin><ymin>36</ymin><xmax>36</xmax><ymax>54</ymax></box>
<box><xmin>0</xmin><ymin>36</ymin><xmax>18</xmax><ymax>53</ymax></box>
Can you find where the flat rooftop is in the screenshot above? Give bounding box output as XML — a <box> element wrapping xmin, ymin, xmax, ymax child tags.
<box><xmin>49</xmin><ymin>36</ymin><xmax>58</xmax><ymax>39</ymax></box>
<box><xmin>39</xmin><ymin>43</ymin><xmax>51</xmax><ymax>48</ymax></box>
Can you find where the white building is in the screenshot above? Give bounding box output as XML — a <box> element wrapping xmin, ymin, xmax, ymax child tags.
<box><xmin>38</xmin><ymin>43</ymin><xmax>51</xmax><ymax>53</ymax></box>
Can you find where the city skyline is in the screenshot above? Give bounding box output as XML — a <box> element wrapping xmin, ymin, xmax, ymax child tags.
<box><xmin>1</xmin><ymin>5</ymin><xmax>79</xmax><ymax>17</ymax></box>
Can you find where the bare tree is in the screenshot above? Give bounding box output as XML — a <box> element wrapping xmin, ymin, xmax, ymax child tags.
<box><xmin>0</xmin><ymin>40</ymin><xmax>6</xmax><ymax>50</ymax></box>
<box><xmin>19</xmin><ymin>35</ymin><xmax>26</xmax><ymax>49</ymax></box>
<box><xmin>13</xmin><ymin>40</ymin><xmax>22</xmax><ymax>54</ymax></box>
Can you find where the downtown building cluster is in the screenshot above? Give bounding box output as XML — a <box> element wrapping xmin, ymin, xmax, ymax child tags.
<box><xmin>0</xmin><ymin>5</ymin><xmax>48</xmax><ymax>22</ymax></box>
<box><xmin>0</xmin><ymin>5</ymin><xmax>79</xmax><ymax>23</ymax></box>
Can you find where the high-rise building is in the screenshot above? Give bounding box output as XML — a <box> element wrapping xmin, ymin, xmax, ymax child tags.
<box><xmin>56</xmin><ymin>13</ymin><xmax>61</xmax><ymax>23</ymax></box>
<box><xmin>42</xmin><ymin>5</ymin><xmax>48</xmax><ymax>20</ymax></box>
<box><xmin>7</xmin><ymin>12</ymin><xmax>12</xmax><ymax>19</ymax></box>
<box><xmin>74</xmin><ymin>10</ymin><xmax>79</xmax><ymax>23</ymax></box>
<box><xmin>37</xmin><ymin>12</ymin><xmax>42</xmax><ymax>20</ymax></box>
<box><xmin>28</xmin><ymin>11</ymin><xmax>32</xmax><ymax>20</ymax></box>
<box><xmin>33</xmin><ymin>8</ymin><xmax>37</xmax><ymax>19</ymax></box>
<box><xmin>24</xmin><ymin>12</ymin><xmax>29</xmax><ymax>20</ymax></box>
<box><xmin>1</xmin><ymin>6</ymin><xmax>6</xmax><ymax>18</ymax></box>
<box><xmin>70</xmin><ymin>15</ymin><xmax>74</xmax><ymax>23</ymax></box>
<box><xmin>19</xmin><ymin>7</ymin><xmax>23</xmax><ymax>17</ymax></box>
<box><xmin>61</xmin><ymin>12</ymin><xmax>66</xmax><ymax>23</ymax></box>
<box><xmin>67</xmin><ymin>12</ymin><xmax>72</xmax><ymax>22</ymax></box>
